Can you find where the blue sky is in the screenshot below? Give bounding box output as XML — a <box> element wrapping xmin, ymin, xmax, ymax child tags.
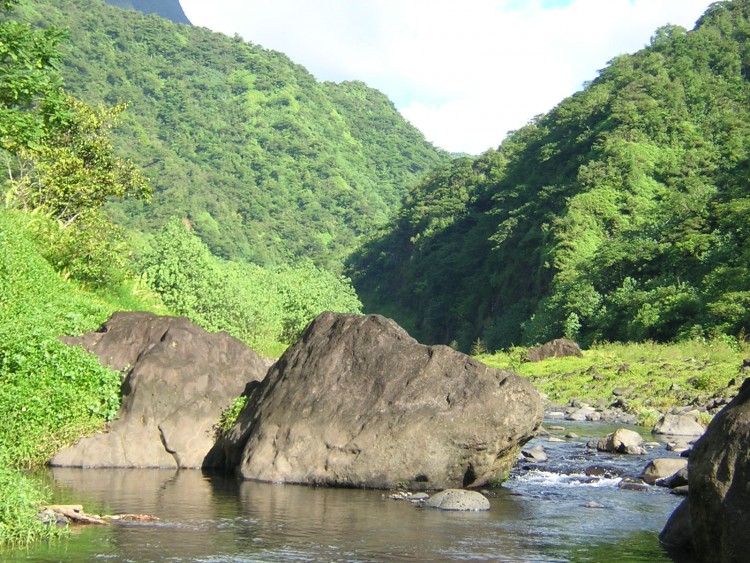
<box><xmin>180</xmin><ymin>0</ymin><xmax>714</xmax><ymax>154</ymax></box>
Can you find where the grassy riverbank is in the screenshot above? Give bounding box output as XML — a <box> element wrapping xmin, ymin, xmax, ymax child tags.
<box><xmin>476</xmin><ymin>338</ymin><xmax>748</xmax><ymax>426</ymax></box>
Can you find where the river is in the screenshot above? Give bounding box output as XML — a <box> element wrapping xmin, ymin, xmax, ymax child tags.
<box><xmin>7</xmin><ymin>421</ymin><xmax>685</xmax><ymax>562</ymax></box>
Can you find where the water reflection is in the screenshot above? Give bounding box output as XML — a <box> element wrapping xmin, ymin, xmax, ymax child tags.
<box><xmin>6</xmin><ymin>421</ymin><xmax>683</xmax><ymax>562</ymax></box>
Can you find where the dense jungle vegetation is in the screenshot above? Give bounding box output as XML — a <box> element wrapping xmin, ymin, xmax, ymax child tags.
<box><xmin>348</xmin><ymin>0</ymin><xmax>750</xmax><ymax>352</ymax></box>
<box><xmin>15</xmin><ymin>0</ymin><xmax>448</xmax><ymax>269</ymax></box>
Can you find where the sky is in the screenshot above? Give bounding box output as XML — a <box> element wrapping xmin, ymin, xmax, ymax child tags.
<box><xmin>179</xmin><ymin>0</ymin><xmax>715</xmax><ymax>155</ymax></box>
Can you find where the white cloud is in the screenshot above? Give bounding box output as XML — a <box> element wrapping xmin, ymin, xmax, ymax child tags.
<box><xmin>180</xmin><ymin>0</ymin><xmax>714</xmax><ymax>154</ymax></box>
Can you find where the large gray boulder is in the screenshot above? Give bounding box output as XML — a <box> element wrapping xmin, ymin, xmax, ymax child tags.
<box><xmin>52</xmin><ymin>312</ymin><xmax>267</xmax><ymax>469</ymax></box>
<box><xmin>226</xmin><ymin>313</ymin><xmax>543</xmax><ymax>489</ymax></box>
<box><xmin>661</xmin><ymin>377</ymin><xmax>750</xmax><ymax>562</ymax></box>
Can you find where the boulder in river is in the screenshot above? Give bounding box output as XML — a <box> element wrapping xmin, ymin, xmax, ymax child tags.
<box><xmin>596</xmin><ymin>428</ymin><xmax>647</xmax><ymax>455</ymax></box>
<box><xmin>52</xmin><ymin>312</ymin><xmax>267</xmax><ymax>469</ymax></box>
<box><xmin>521</xmin><ymin>445</ymin><xmax>548</xmax><ymax>463</ymax></box>
<box><xmin>640</xmin><ymin>458</ymin><xmax>687</xmax><ymax>485</ymax></box>
<box><xmin>227</xmin><ymin>313</ymin><xmax>543</xmax><ymax>489</ymax></box>
<box><xmin>661</xmin><ymin>377</ymin><xmax>750</xmax><ymax>561</ymax></box>
<box><xmin>652</xmin><ymin>414</ymin><xmax>705</xmax><ymax>437</ymax></box>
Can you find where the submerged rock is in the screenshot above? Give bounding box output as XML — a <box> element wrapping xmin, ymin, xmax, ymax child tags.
<box><xmin>52</xmin><ymin>312</ymin><xmax>267</xmax><ymax>469</ymax></box>
<box><xmin>425</xmin><ymin>489</ymin><xmax>490</xmax><ymax>511</ymax></box>
<box><xmin>228</xmin><ymin>313</ymin><xmax>543</xmax><ymax>489</ymax></box>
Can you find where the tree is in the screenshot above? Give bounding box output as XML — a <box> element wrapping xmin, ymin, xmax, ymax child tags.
<box><xmin>8</xmin><ymin>96</ymin><xmax>150</xmax><ymax>226</ymax></box>
<box><xmin>0</xmin><ymin>0</ymin><xmax>66</xmax><ymax>151</ymax></box>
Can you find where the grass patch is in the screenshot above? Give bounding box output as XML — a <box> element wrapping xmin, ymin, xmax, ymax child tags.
<box><xmin>476</xmin><ymin>339</ymin><xmax>747</xmax><ymax>415</ymax></box>
<box><xmin>0</xmin><ymin>462</ymin><xmax>67</xmax><ymax>548</ymax></box>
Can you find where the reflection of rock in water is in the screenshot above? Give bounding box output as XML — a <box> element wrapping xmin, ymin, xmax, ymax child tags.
<box><xmin>49</xmin><ymin>467</ymin><xmax>241</xmax><ymax>560</ymax></box>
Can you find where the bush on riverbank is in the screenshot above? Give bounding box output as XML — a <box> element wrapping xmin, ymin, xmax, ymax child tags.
<box><xmin>0</xmin><ymin>209</ymin><xmax>125</xmax><ymax>468</ymax></box>
<box><xmin>476</xmin><ymin>338</ymin><xmax>747</xmax><ymax>422</ymax></box>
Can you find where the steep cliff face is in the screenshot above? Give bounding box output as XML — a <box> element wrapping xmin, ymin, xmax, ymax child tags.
<box><xmin>103</xmin><ymin>0</ymin><xmax>191</xmax><ymax>25</ymax></box>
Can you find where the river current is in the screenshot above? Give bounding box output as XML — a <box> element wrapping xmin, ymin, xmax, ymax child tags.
<box><xmin>8</xmin><ymin>421</ymin><xmax>684</xmax><ymax>562</ymax></box>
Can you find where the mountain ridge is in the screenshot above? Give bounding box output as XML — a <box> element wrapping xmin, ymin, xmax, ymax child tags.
<box><xmin>103</xmin><ymin>0</ymin><xmax>191</xmax><ymax>25</ymax></box>
<box><xmin>347</xmin><ymin>0</ymin><xmax>750</xmax><ymax>350</ymax></box>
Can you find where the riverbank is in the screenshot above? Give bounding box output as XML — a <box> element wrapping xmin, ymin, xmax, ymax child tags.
<box><xmin>476</xmin><ymin>338</ymin><xmax>748</xmax><ymax>427</ymax></box>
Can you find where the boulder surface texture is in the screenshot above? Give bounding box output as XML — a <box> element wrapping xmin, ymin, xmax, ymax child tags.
<box><xmin>228</xmin><ymin>313</ymin><xmax>543</xmax><ymax>489</ymax></box>
<box><xmin>52</xmin><ymin>312</ymin><xmax>267</xmax><ymax>469</ymax></box>
<box><xmin>662</xmin><ymin>377</ymin><xmax>750</xmax><ymax>562</ymax></box>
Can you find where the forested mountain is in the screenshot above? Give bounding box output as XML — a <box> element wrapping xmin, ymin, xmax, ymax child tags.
<box><xmin>347</xmin><ymin>0</ymin><xmax>750</xmax><ymax>351</ymax></box>
<box><xmin>18</xmin><ymin>0</ymin><xmax>447</xmax><ymax>268</ymax></box>
<box><xmin>103</xmin><ymin>0</ymin><xmax>190</xmax><ymax>25</ymax></box>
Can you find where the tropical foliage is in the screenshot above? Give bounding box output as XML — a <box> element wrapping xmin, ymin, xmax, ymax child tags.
<box><xmin>14</xmin><ymin>0</ymin><xmax>447</xmax><ymax>268</ymax></box>
<box><xmin>348</xmin><ymin>0</ymin><xmax>750</xmax><ymax>351</ymax></box>
<box><xmin>139</xmin><ymin>218</ymin><xmax>362</xmax><ymax>352</ymax></box>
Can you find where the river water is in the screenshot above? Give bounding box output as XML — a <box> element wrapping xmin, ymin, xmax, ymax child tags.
<box><xmin>7</xmin><ymin>421</ymin><xmax>685</xmax><ymax>562</ymax></box>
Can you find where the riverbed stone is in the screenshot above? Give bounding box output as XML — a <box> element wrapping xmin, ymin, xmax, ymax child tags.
<box><xmin>596</xmin><ymin>428</ymin><xmax>647</xmax><ymax>455</ymax></box>
<box><xmin>567</xmin><ymin>406</ymin><xmax>596</xmax><ymax>421</ymax></box>
<box><xmin>652</xmin><ymin>414</ymin><xmax>705</xmax><ymax>437</ymax></box>
<box><xmin>521</xmin><ymin>445</ymin><xmax>548</xmax><ymax>462</ymax></box>
<box><xmin>656</xmin><ymin>466</ymin><xmax>688</xmax><ymax>489</ymax></box>
<box><xmin>52</xmin><ymin>312</ymin><xmax>267</xmax><ymax>469</ymax></box>
<box><xmin>640</xmin><ymin>458</ymin><xmax>688</xmax><ymax>485</ymax></box>
<box><xmin>425</xmin><ymin>489</ymin><xmax>490</xmax><ymax>511</ymax></box>
<box><xmin>229</xmin><ymin>313</ymin><xmax>543</xmax><ymax>489</ymax></box>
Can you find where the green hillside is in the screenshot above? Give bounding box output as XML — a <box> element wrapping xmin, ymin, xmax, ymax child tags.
<box><xmin>347</xmin><ymin>0</ymin><xmax>750</xmax><ymax>351</ymax></box>
<box><xmin>18</xmin><ymin>0</ymin><xmax>447</xmax><ymax>268</ymax></box>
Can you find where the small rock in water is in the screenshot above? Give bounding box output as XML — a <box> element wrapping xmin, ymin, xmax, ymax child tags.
<box><xmin>522</xmin><ymin>445</ymin><xmax>548</xmax><ymax>462</ymax></box>
<box><xmin>548</xmin><ymin>425</ymin><xmax>566</xmax><ymax>432</ymax></box>
<box><xmin>548</xmin><ymin>437</ymin><xmax>565</xmax><ymax>443</ymax></box>
<box><xmin>425</xmin><ymin>489</ymin><xmax>490</xmax><ymax>511</ymax></box>
<box><xmin>597</xmin><ymin>428</ymin><xmax>647</xmax><ymax>455</ymax></box>
<box><xmin>583</xmin><ymin>501</ymin><xmax>606</xmax><ymax>509</ymax></box>
<box><xmin>640</xmin><ymin>458</ymin><xmax>688</xmax><ymax>485</ymax></box>
<box><xmin>618</xmin><ymin>477</ymin><xmax>649</xmax><ymax>492</ymax></box>
<box><xmin>585</xmin><ymin>465</ymin><xmax>621</xmax><ymax>479</ymax></box>
<box><xmin>566</xmin><ymin>432</ymin><xmax>579</xmax><ymax>439</ymax></box>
